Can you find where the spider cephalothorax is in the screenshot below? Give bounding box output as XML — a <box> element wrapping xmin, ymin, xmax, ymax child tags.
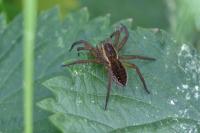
<box><xmin>62</xmin><ymin>24</ymin><xmax>156</xmax><ymax>110</ymax></box>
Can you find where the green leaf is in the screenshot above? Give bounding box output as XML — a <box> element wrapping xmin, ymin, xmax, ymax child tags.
<box><xmin>0</xmin><ymin>6</ymin><xmax>199</xmax><ymax>132</ymax></box>
<box><xmin>0</xmin><ymin>7</ymin><xmax>89</xmax><ymax>133</ymax></box>
<box><xmin>38</xmin><ymin>8</ymin><xmax>200</xmax><ymax>133</ymax></box>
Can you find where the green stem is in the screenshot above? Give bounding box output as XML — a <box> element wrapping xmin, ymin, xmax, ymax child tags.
<box><xmin>23</xmin><ymin>0</ymin><xmax>37</xmax><ymax>133</ymax></box>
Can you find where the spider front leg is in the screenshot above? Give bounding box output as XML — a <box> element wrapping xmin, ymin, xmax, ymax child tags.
<box><xmin>119</xmin><ymin>55</ymin><xmax>156</xmax><ymax>61</ymax></box>
<box><xmin>70</xmin><ymin>40</ymin><xmax>97</xmax><ymax>56</ymax></box>
<box><xmin>105</xmin><ymin>68</ymin><xmax>112</xmax><ymax>110</ymax></box>
<box><xmin>110</xmin><ymin>24</ymin><xmax>129</xmax><ymax>51</ymax></box>
<box><xmin>69</xmin><ymin>40</ymin><xmax>95</xmax><ymax>52</ymax></box>
<box><xmin>76</xmin><ymin>47</ymin><xmax>91</xmax><ymax>56</ymax></box>
<box><xmin>61</xmin><ymin>59</ymin><xmax>100</xmax><ymax>67</ymax></box>
<box><xmin>126</xmin><ymin>63</ymin><xmax>150</xmax><ymax>94</ymax></box>
<box><xmin>110</xmin><ymin>28</ymin><xmax>120</xmax><ymax>48</ymax></box>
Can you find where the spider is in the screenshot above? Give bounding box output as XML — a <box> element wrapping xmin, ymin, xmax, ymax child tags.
<box><xmin>62</xmin><ymin>24</ymin><xmax>156</xmax><ymax>110</ymax></box>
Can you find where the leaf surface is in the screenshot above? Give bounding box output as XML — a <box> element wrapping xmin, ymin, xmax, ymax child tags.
<box><xmin>0</xmin><ymin>7</ymin><xmax>89</xmax><ymax>133</ymax></box>
<box><xmin>37</xmin><ymin>8</ymin><xmax>200</xmax><ymax>133</ymax></box>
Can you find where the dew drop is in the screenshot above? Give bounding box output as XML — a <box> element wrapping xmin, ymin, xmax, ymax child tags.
<box><xmin>73</xmin><ymin>70</ymin><xmax>78</xmax><ymax>75</ymax></box>
<box><xmin>168</xmin><ymin>98</ymin><xmax>177</xmax><ymax>106</ymax></box>
<box><xmin>176</xmin><ymin>86</ymin><xmax>180</xmax><ymax>90</ymax></box>
<box><xmin>185</xmin><ymin>93</ymin><xmax>191</xmax><ymax>100</ymax></box>
<box><xmin>170</xmin><ymin>100</ymin><xmax>175</xmax><ymax>105</ymax></box>
<box><xmin>194</xmin><ymin>92</ymin><xmax>199</xmax><ymax>100</ymax></box>
<box><xmin>182</xmin><ymin>84</ymin><xmax>189</xmax><ymax>89</ymax></box>
<box><xmin>194</xmin><ymin>85</ymin><xmax>199</xmax><ymax>91</ymax></box>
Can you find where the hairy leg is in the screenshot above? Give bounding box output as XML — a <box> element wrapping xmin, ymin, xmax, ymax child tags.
<box><xmin>110</xmin><ymin>24</ymin><xmax>129</xmax><ymax>51</ymax></box>
<box><xmin>61</xmin><ymin>59</ymin><xmax>100</xmax><ymax>67</ymax></box>
<box><xmin>110</xmin><ymin>29</ymin><xmax>120</xmax><ymax>48</ymax></box>
<box><xmin>77</xmin><ymin>47</ymin><xmax>91</xmax><ymax>56</ymax></box>
<box><xmin>69</xmin><ymin>40</ymin><xmax>95</xmax><ymax>52</ymax></box>
<box><xmin>119</xmin><ymin>55</ymin><xmax>156</xmax><ymax>61</ymax></box>
<box><xmin>117</xmin><ymin>24</ymin><xmax>129</xmax><ymax>51</ymax></box>
<box><xmin>126</xmin><ymin>63</ymin><xmax>150</xmax><ymax>94</ymax></box>
<box><xmin>104</xmin><ymin>69</ymin><xmax>112</xmax><ymax>110</ymax></box>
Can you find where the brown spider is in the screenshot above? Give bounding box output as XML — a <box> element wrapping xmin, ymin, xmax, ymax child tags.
<box><xmin>62</xmin><ymin>24</ymin><xmax>156</xmax><ymax>110</ymax></box>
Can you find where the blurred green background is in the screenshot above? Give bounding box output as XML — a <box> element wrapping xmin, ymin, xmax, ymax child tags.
<box><xmin>0</xmin><ymin>0</ymin><xmax>200</xmax><ymax>50</ymax></box>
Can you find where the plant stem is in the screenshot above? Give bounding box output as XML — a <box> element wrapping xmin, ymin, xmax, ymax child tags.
<box><xmin>23</xmin><ymin>0</ymin><xmax>37</xmax><ymax>133</ymax></box>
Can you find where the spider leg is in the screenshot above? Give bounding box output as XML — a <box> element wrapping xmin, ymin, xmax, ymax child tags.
<box><xmin>117</xmin><ymin>24</ymin><xmax>129</xmax><ymax>51</ymax></box>
<box><xmin>69</xmin><ymin>40</ymin><xmax>94</xmax><ymax>52</ymax></box>
<box><xmin>119</xmin><ymin>55</ymin><xmax>156</xmax><ymax>61</ymax></box>
<box><xmin>110</xmin><ymin>29</ymin><xmax>120</xmax><ymax>48</ymax></box>
<box><xmin>77</xmin><ymin>47</ymin><xmax>91</xmax><ymax>56</ymax></box>
<box><xmin>104</xmin><ymin>69</ymin><xmax>112</xmax><ymax>110</ymax></box>
<box><xmin>61</xmin><ymin>59</ymin><xmax>100</xmax><ymax>67</ymax></box>
<box><xmin>110</xmin><ymin>24</ymin><xmax>129</xmax><ymax>51</ymax></box>
<box><xmin>126</xmin><ymin>63</ymin><xmax>150</xmax><ymax>94</ymax></box>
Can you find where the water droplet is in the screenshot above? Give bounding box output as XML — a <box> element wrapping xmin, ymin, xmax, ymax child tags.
<box><xmin>181</xmin><ymin>44</ymin><xmax>189</xmax><ymax>51</ymax></box>
<box><xmin>170</xmin><ymin>100</ymin><xmax>175</xmax><ymax>105</ymax></box>
<box><xmin>180</xmin><ymin>123</ymin><xmax>187</xmax><ymax>130</ymax></box>
<box><xmin>194</xmin><ymin>92</ymin><xmax>199</xmax><ymax>100</ymax></box>
<box><xmin>143</xmin><ymin>36</ymin><xmax>147</xmax><ymax>39</ymax></box>
<box><xmin>185</xmin><ymin>93</ymin><xmax>191</xmax><ymax>100</ymax></box>
<box><xmin>168</xmin><ymin>98</ymin><xmax>177</xmax><ymax>106</ymax></box>
<box><xmin>177</xmin><ymin>86</ymin><xmax>180</xmax><ymax>90</ymax></box>
<box><xmin>182</xmin><ymin>84</ymin><xmax>189</xmax><ymax>89</ymax></box>
<box><xmin>179</xmin><ymin>109</ymin><xmax>189</xmax><ymax>117</ymax></box>
<box><xmin>194</xmin><ymin>85</ymin><xmax>199</xmax><ymax>91</ymax></box>
<box><xmin>73</xmin><ymin>70</ymin><xmax>78</xmax><ymax>75</ymax></box>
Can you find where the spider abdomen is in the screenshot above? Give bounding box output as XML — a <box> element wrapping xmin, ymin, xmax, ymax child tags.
<box><xmin>110</xmin><ymin>59</ymin><xmax>127</xmax><ymax>86</ymax></box>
